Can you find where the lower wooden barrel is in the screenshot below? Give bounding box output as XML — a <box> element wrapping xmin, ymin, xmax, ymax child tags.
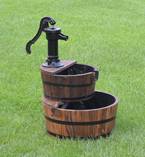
<box><xmin>41</xmin><ymin>63</ymin><xmax>99</xmax><ymax>102</ymax></box>
<box><xmin>42</xmin><ymin>91</ymin><xmax>118</xmax><ymax>138</ymax></box>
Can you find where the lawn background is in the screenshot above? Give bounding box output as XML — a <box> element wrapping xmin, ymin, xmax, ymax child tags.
<box><xmin>0</xmin><ymin>0</ymin><xmax>145</xmax><ymax>156</ymax></box>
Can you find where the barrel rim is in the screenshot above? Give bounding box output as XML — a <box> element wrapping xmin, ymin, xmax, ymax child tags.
<box><xmin>41</xmin><ymin>63</ymin><xmax>98</xmax><ymax>77</ymax></box>
<box><xmin>43</xmin><ymin>90</ymin><xmax>118</xmax><ymax>112</ymax></box>
<box><xmin>56</xmin><ymin>63</ymin><xmax>98</xmax><ymax>77</ymax></box>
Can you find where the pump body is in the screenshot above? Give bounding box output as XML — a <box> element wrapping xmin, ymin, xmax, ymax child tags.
<box><xmin>26</xmin><ymin>17</ymin><xmax>68</xmax><ymax>68</ymax></box>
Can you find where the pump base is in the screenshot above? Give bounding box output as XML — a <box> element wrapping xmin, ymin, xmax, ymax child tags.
<box><xmin>42</xmin><ymin>61</ymin><xmax>64</xmax><ymax>68</ymax></box>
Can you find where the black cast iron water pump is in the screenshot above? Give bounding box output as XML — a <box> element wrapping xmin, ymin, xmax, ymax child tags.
<box><xmin>26</xmin><ymin>16</ymin><xmax>68</xmax><ymax>68</ymax></box>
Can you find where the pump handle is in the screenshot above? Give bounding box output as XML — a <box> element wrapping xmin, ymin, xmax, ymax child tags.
<box><xmin>26</xmin><ymin>17</ymin><xmax>56</xmax><ymax>54</ymax></box>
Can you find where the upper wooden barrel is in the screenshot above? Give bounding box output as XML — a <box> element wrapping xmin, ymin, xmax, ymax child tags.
<box><xmin>41</xmin><ymin>60</ymin><xmax>99</xmax><ymax>102</ymax></box>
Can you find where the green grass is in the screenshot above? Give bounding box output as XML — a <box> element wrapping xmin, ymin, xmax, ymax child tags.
<box><xmin>0</xmin><ymin>0</ymin><xmax>145</xmax><ymax>156</ymax></box>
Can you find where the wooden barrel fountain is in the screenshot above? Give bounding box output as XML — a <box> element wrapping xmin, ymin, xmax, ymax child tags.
<box><xmin>26</xmin><ymin>16</ymin><xmax>119</xmax><ymax>139</ymax></box>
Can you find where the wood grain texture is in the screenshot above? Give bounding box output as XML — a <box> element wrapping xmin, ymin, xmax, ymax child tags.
<box><xmin>40</xmin><ymin>60</ymin><xmax>77</xmax><ymax>75</ymax></box>
<box><xmin>42</xmin><ymin>91</ymin><xmax>118</xmax><ymax>138</ymax></box>
<box><xmin>41</xmin><ymin>63</ymin><xmax>96</xmax><ymax>102</ymax></box>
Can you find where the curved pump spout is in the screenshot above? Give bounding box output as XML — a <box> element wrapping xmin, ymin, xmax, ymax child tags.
<box><xmin>26</xmin><ymin>16</ymin><xmax>68</xmax><ymax>68</ymax></box>
<box><xmin>58</xmin><ymin>33</ymin><xmax>68</xmax><ymax>41</ymax></box>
